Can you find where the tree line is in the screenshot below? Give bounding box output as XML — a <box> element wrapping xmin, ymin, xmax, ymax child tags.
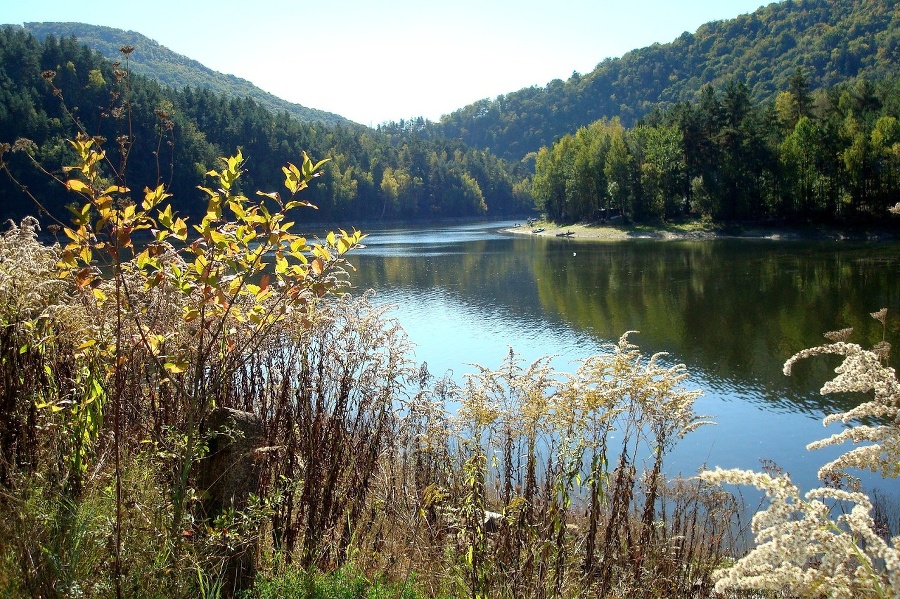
<box><xmin>0</xmin><ymin>27</ymin><xmax>531</xmax><ymax>226</ymax></box>
<box><xmin>532</xmin><ymin>72</ymin><xmax>900</xmax><ymax>225</ymax></box>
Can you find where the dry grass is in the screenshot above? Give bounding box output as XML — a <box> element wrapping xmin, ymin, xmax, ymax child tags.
<box><xmin>0</xmin><ymin>217</ymin><xmax>745</xmax><ymax>598</ymax></box>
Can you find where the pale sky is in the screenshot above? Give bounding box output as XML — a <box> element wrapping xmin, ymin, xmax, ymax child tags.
<box><xmin>3</xmin><ymin>1</ymin><xmax>772</xmax><ymax>126</ymax></box>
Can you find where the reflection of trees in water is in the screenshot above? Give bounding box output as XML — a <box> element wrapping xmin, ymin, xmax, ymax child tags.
<box><xmin>530</xmin><ymin>240</ymin><xmax>900</xmax><ymax>414</ymax></box>
<box><xmin>351</xmin><ymin>235</ymin><xmax>900</xmax><ymax>415</ymax></box>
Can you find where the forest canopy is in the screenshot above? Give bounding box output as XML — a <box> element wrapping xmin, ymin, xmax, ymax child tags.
<box><xmin>427</xmin><ymin>0</ymin><xmax>900</xmax><ymax>164</ymax></box>
<box><xmin>0</xmin><ymin>27</ymin><xmax>528</xmax><ymax>226</ymax></box>
<box><xmin>532</xmin><ymin>74</ymin><xmax>900</xmax><ymax>225</ymax></box>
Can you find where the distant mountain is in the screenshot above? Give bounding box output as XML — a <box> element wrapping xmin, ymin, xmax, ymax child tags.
<box><xmin>19</xmin><ymin>22</ymin><xmax>352</xmax><ymax>128</ymax></box>
<box><xmin>426</xmin><ymin>0</ymin><xmax>900</xmax><ymax>161</ymax></box>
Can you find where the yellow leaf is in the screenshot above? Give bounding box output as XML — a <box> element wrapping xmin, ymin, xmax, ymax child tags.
<box><xmin>275</xmin><ymin>255</ymin><xmax>288</xmax><ymax>274</ymax></box>
<box><xmin>76</xmin><ymin>339</ymin><xmax>97</xmax><ymax>351</ymax></box>
<box><xmin>256</xmin><ymin>190</ymin><xmax>281</xmax><ymax>202</ymax></box>
<box><xmin>228</xmin><ymin>200</ymin><xmax>246</xmax><ymax>220</ymax></box>
<box><xmin>198</xmin><ymin>185</ymin><xmax>218</xmax><ymax>199</ymax></box>
<box><xmin>142</xmin><ymin>184</ymin><xmax>172</xmax><ymax>210</ymax></box>
<box><xmin>158</xmin><ymin>204</ymin><xmax>174</xmax><ymax>228</ymax></box>
<box><xmin>164</xmin><ymin>361</ymin><xmax>186</xmax><ymax>374</ymax></box>
<box><xmin>313</xmin><ymin>245</ymin><xmax>332</xmax><ymax>261</ymax></box>
<box><xmin>173</xmin><ymin>218</ymin><xmax>188</xmax><ymax>241</ymax></box>
<box><xmin>66</xmin><ymin>179</ymin><xmax>90</xmax><ymax>193</ymax></box>
<box><xmin>209</xmin><ymin>230</ymin><xmax>228</xmax><ymax>245</ymax></box>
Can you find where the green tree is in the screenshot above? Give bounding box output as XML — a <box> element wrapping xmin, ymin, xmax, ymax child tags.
<box><xmin>533</xmin><ymin>139</ymin><xmax>573</xmax><ymax>220</ymax></box>
<box><xmin>788</xmin><ymin>66</ymin><xmax>812</xmax><ymax>121</ymax></box>
<box><xmin>634</xmin><ymin>124</ymin><xmax>686</xmax><ymax>220</ymax></box>
<box><xmin>870</xmin><ymin>115</ymin><xmax>900</xmax><ymax>215</ymax></box>
<box><xmin>779</xmin><ymin>116</ymin><xmax>820</xmax><ymax>217</ymax></box>
<box><xmin>604</xmin><ymin>132</ymin><xmax>637</xmax><ymax>221</ymax></box>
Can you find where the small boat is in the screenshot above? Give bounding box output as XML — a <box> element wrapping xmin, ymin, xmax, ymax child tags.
<box><xmin>556</xmin><ymin>230</ymin><xmax>574</xmax><ymax>237</ymax></box>
<box><xmin>533</xmin><ymin>227</ymin><xmax>545</xmax><ymax>234</ymax></box>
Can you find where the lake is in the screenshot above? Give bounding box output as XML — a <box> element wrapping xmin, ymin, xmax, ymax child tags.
<box><xmin>344</xmin><ymin>220</ymin><xmax>900</xmax><ymax>496</ymax></box>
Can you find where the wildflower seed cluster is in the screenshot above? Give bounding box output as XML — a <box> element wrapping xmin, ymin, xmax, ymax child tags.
<box><xmin>702</xmin><ymin>312</ymin><xmax>900</xmax><ymax>598</ymax></box>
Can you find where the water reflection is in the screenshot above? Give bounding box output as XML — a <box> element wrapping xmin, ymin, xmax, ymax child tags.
<box><xmin>350</xmin><ymin>224</ymin><xmax>900</xmax><ymax>413</ymax></box>
<box><xmin>346</xmin><ymin>220</ymin><xmax>900</xmax><ymax>492</ymax></box>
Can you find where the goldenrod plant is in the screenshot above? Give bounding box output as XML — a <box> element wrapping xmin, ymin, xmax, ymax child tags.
<box><xmin>393</xmin><ymin>337</ymin><xmax>725</xmax><ymax>598</ymax></box>
<box><xmin>1</xmin><ymin>55</ymin><xmax>745</xmax><ymax>598</ymax></box>
<box><xmin>702</xmin><ymin>311</ymin><xmax>900</xmax><ymax>598</ymax></box>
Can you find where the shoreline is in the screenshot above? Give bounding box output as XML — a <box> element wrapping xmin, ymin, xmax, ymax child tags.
<box><xmin>503</xmin><ymin>220</ymin><xmax>900</xmax><ymax>242</ymax></box>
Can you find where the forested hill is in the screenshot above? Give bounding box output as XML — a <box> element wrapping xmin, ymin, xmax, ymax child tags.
<box><xmin>425</xmin><ymin>0</ymin><xmax>900</xmax><ymax>162</ymax></box>
<box><xmin>0</xmin><ymin>27</ymin><xmax>527</xmax><ymax>225</ymax></box>
<box><xmin>16</xmin><ymin>22</ymin><xmax>352</xmax><ymax>128</ymax></box>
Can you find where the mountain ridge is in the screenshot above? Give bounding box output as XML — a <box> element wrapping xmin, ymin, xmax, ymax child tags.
<box><xmin>16</xmin><ymin>0</ymin><xmax>900</xmax><ymax>166</ymax></box>
<box><xmin>428</xmin><ymin>0</ymin><xmax>900</xmax><ymax>161</ymax></box>
<box><xmin>18</xmin><ymin>21</ymin><xmax>353</xmax><ymax>128</ymax></box>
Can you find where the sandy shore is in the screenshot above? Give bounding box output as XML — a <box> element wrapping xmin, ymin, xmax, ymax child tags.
<box><xmin>503</xmin><ymin>220</ymin><xmax>899</xmax><ymax>242</ymax></box>
<box><xmin>504</xmin><ymin>222</ymin><xmax>702</xmax><ymax>240</ymax></box>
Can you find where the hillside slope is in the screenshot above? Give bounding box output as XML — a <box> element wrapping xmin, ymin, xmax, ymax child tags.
<box><xmin>19</xmin><ymin>21</ymin><xmax>352</xmax><ymax>127</ymax></box>
<box><xmin>429</xmin><ymin>0</ymin><xmax>900</xmax><ymax>161</ymax></box>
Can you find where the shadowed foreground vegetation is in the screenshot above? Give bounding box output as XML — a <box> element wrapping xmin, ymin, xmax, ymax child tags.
<box><xmin>1</xmin><ymin>71</ymin><xmax>898</xmax><ymax>599</ymax></box>
<box><xmin>0</xmin><ymin>211</ymin><xmax>743</xmax><ymax>597</ymax></box>
<box><xmin>3</xmin><ymin>150</ymin><xmax>899</xmax><ymax>597</ymax></box>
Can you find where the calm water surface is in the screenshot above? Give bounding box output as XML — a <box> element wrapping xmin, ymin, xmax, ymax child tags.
<box><xmin>345</xmin><ymin>220</ymin><xmax>900</xmax><ymax>495</ymax></box>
